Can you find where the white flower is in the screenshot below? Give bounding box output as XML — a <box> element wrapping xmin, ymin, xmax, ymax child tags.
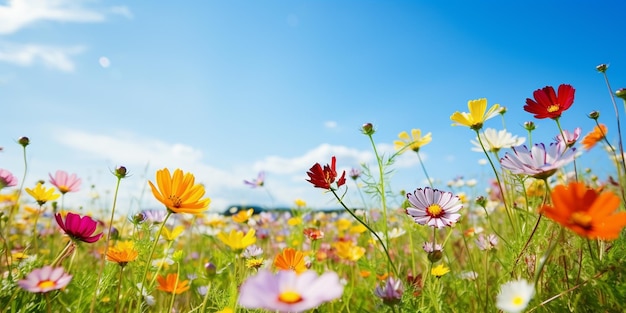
<box><xmin>472</xmin><ymin>128</ymin><xmax>525</xmax><ymax>153</ymax></box>
<box><xmin>496</xmin><ymin>279</ymin><xmax>535</xmax><ymax>313</ymax></box>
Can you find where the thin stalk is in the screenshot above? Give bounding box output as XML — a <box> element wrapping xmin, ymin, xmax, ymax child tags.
<box><xmin>366</xmin><ymin>133</ymin><xmax>391</xmax><ymax>275</ymax></box>
<box><xmin>114</xmin><ymin>266</ymin><xmax>124</xmax><ymax>313</ymax></box>
<box><xmin>416</xmin><ymin>151</ymin><xmax>433</xmax><ymax>189</ymax></box>
<box><xmin>138</xmin><ymin>211</ymin><xmax>172</xmax><ymax>312</ymax></box>
<box><xmin>599</xmin><ymin>71</ymin><xmax>626</xmax><ymax>177</ymax></box>
<box><xmin>167</xmin><ymin>267</ymin><xmax>181</xmax><ymax>313</ymax></box>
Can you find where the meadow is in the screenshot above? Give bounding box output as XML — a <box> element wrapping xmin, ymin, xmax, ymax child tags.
<box><xmin>1</xmin><ymin>65</ymin><xmax>626</xmax><ymax>313</ymax></box>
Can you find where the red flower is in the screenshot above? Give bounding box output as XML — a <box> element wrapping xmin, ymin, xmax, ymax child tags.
<box><xmin>55</xmin><ymin>212</ymin><xmax>103</xmax><ymax>243</ymax></box>
<box><xmin>524</xmin><ymin>84</ymin><xmax>575</xmax><ymax>119</ymax></box>
<box><xmin>306</xmin><ymin>156</ymin><xmax>346</xmax><ymax>190</ymax></box>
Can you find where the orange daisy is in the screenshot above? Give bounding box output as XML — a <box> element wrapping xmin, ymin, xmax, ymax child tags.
<box><xmin>581</xmin><ymin>124</ymin><xmax>608</xmax><ymax>150</ymax></box>
<box><xmin>156</xmin><ymin>273</ymin><xmax>190</xmax><ymax>294</ymax></box>
<box><xmin>148</xmin><ymin>168</ymin><xmax>211</xmax><ymax>214</ymax></box>
<box><xmin>540</xmin><ymin>182</ymin><xmax>626</xmax><ymax>240</ymax></box>
<box><xmin>273</xmin><ymin>248</ymin><xmax>307</xmax><ymax>274</ymax></box>
<box><xmin>106</xmin><ymin>241</ymin><xmax>138</xmax><ymax>267</ymax></box>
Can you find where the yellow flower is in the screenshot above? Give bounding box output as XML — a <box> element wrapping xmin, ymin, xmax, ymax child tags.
<box><xmin>25</xmin><ymin>183</ymin><xmax>60</xmax><ymax>206</ymax></box>
<box><xmin>217</xmin><ymin>229</ymin><xmax>256</xmax><ymax>251</ymax></box>
<box><xmin>245</xmin><ymin>258</ymin><xmax>265</xmax><ymax>269</ymax></box>
<box><xmin>394</xmin><ymin>129</ymin><xmax>432</xmax><ymax>153</ymax></box>
<box><xmin>162</xmin><ymin>225</ymin><xmax>185</xmax><ymax>241</ymax></box>
<box><xmin>148</xmin><ymin>168</ymin><xmax>211</xmax><ymax>214</ymax></box>
<box><xmin>232</xmin><ymin>209</ymin><xmax>254</xmax><ymax>223</ymax></box>
<box><xmin>450</xmin><ymin>98</ymin><xmax>500</xmax><ymax>130</ymax></box>
<box><xmin>336</xmin><ymin>218</ymin><xmax>352</xmax><ymax>232</ymax></box>
<box><xmin>294</xmin><ymin>198</ymin><xmax>307</xmax><ymax>208</ymax></box>
<box><xmin>334</xmin><ymin>241</ymin><xmax>365</xmax><ymax>262</ymax></box>
<box><xmin>287</xmin><ymin>217</ymin><xmax>302</xmax><ymax>226</ymax></box>
<box><xmin>106</xmin><ymin>241</ymin><xmax>138</xmax><ymax>266</ymax></box>
<box><xmin>431</xmin><ymin>264</ymin><xmax>450</xmax><ymax>278</ymax></box>
<box><xmin>349</xmin><ymin>224</ymin><xmax>367</xmax><ymax>234</ymax></box>
<box><xmin>215</xmin><ymin>308</ymin><xmax>233</xmax><ymax>313</ymax></box>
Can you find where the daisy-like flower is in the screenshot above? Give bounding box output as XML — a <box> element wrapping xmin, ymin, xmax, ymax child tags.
<box><xmin>140</xmin><ymin>209</ymin><xmax>168</xmax><ymax>224</ymax></box>
<box><xmin>555</xmin><ymin>127</ymin><xmax>581</xmax><ymax>148</ymax></box>
<box><xmin>500</xmin><ymin>143</ymin><xmax>576</xmax><ymax>180</ymax></box>
<box><xmin>0</xmin><ymin>169</ymin><xmax>17</xmax><ymax>189</ymax></box>
<box><xmin>49</xmin><ymin>170</ymin><xmax>81</xmax><ymax>194</ymax></box>
<box><xmin>406</xmin><ymin>187</ymin><xmax>462</xmax><ymax>228</ymax></box>
<box><xmin>334</xmin><ymin>241</ymin><xmax>365</xmax><ymax>262</ymax></box>
<box><xmin>539</xmin><ymin>182</ymin><xmax>626</xmax><ymax>240</ymax></box>
<box><xmin>475</xmin><ymin>233</ymin><xmax>498</xmax><ymax>251</ymax></box>
<box><xmin>431</xmin><ymin>264</ymin><xmax>450</xmax><ymax>278</ymax></box>
<box><xmin>349</xmin><ymin>168</ymin><xmax>361</xmax><ymax>180</ymax></box>
<box><xmin>581</xmin><ymin>124</ymin><xmax>608</xmax><ymax>150</ymax></box>
<box><xmin>106</xmin><ymin>241</ymin><xmax>139</xmax><ymax>267</ymax></box>
<box><xmin>25</xmin><ymin>182</ymin><xmax>61</xmax><ymax>206</ymax></box>
<box><xmin>148</xmin><ymin>168</ymin><xmax>211</xmax><ymax>214</ymax></box>
<box><xmin>243</xmin><ymin>245</ymin><xmax>264</xmax><ymax>258</ymax></box>
<box><xmin>450</xmin><ymin>98</ymin><xmax>501</xmax><ymax>130</ymax></box>
<box><xmin>471</xmin><ymin>128</ymin><xmax>525</xmax><ymax>153</ymax></box>
<box><xmin>303</xmin><ymin>228</ymin><xmax>324</xmax><ymax>240</ymax></box>
<box><xmin>394</xmin><ymin>129</ymin><xmax>432</xmax><ymax>153</ymax></box>
<box><xmin>156</xmin><ymin>273</ymin><xmax>190</xmax><ymax>294</ymax></box>
<box><xmin>274</xmin><ymin>248</ymin><xmax>307</xmax><ymax>274</ymax></box>
<box><xmin>306</xmin><ymin>156</ymin><xmax>346</xmax><ymax>190</ymax></box>
<box><xmin>232</xmin><ymin>208</ymin><xmax>254</xmax><ymax>223</ymax></box>
<box><xmin>161</xmin><ymin>225</ymin><xmax>185</xmax><ymax>241</ymax></box>
<box><xmin>374</xmin><ymin>276</ymin><xmax>403</xmax><ymax>305</ymax></box>
<box><xmin>238</xmin><ymin>269</ymin><xmax>344</xmax><ymax>313</ymax></box>
<box><xmin>244</xmin><ymin>171</ymin><xmax>265</xmax><ymax>188</ymax></box>
<box><xmin>246</xmin><ymin>258</ymin><xmax>265</xmax><ymax>270</ymax></box>
<box><xmin>18</xmin><ymin>266</ymin><xmax>72</xmax><ymax>293</ymax></box>
<box><xmin>217</xmin><ymin>228</ymin><xmax>257</xmax><ymax>251</ymax></box>
<box><xmin>496</xmin><ymin>279</ymin><xmax>535</xmax><ymax>313</ymax></box>
<box><xmin>55</xmin><ymin>212</ymin><xmax>103</xmax><ymax>243</ymax></box>
<box><xmin>524</xmin><ymin>84</ymin><xmax>575</xmax><ymax>119</ymax></box>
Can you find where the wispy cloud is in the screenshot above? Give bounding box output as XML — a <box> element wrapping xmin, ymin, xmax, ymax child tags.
<box><xmin>0</xmin><ymin>42</ymin><xmax>85</xmax><ymax>72</ymax></box>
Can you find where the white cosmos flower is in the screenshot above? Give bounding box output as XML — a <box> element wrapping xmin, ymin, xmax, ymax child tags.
<box><xmin>472</xmin><ymin>128</ymin><xmax>526</xmax><ymax>153</ymax></box>
<box><xmin>496</xmin><ymin>279</ymin><xmax>535</xmax><ymax>313</ymax></box>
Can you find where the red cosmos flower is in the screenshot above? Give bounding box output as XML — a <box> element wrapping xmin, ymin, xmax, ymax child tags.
<box><xmin>306</xmin><ymin>156</ymin><xmax>346</xmax><ymax>190</ymax></box>
<box><xmin>55</xmin><ymin>212</ymin><xmax>103</xmax><ymax>243</ymax></box>
<box><xmin>524</xmin><ymin>84</ymin><xmax>575</xmax><ymax>119</ymax></box>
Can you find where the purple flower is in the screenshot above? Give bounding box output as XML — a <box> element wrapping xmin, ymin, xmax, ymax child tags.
<box><xmin>374</xmin><ymin>276</ymin><xmax>403</xmax><ymax>305</ymax></box>
<box><xmin>0</xmin><ymin>169</ymin><xmax>17</xmax><ymax>189</ymax></box>
<box><xmin>475</xmin><ymin>233</ymin><xmax>499</xmax><ymax>251</ymax></box>
<box><xmin>422</xmin><ymin>242</ymin><xmax>443</xmax><ymax>253</ymax></box>
<box><xmin>243</xmin><ymin>245</ymin><xmax>264</xmax><ymax>258</ymax></box>
<box><xmin>349</xmin><ymin>168</ymin><xmax>361</xmax><ymax>180</ymax></box>
<box><xmin>555</xmin><ymin>127</ymin><xmax>581</xmax><ymax>148</ymax></box>
<box><xmin>238</xmin><ymin>270</ymin><xmax>343</xmax><ymax>312</ymax></box>
<box><xmin>244</xmin><ymin>171</ymin><xmax>265</xmax><ymax>188</ymax></box>
<box><xmin>55</xmin><ymin>212</ymin><xmax>103</xmax><ymax>243</ymax></box>
<box><xmin>18</xmin><ymin>266</ymin><xmax>72</xmax><ymax>293</ymax></box>
<box><xmin>499</xmin><ymin>143</ymin><xmax>576</xmax><ymax>180</ymax></box>
<box><xmin>141</xmin><ymin>209</ymin><xmax>168</xmax><ymax>224</ymax></box>
<box><xmin>406</xmin><ymin>187</ymin><xmax>462</xmax><ymax>228</ymax></box>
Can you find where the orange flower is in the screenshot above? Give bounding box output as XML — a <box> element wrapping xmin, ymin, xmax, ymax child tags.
<box><xmin>540</xmin><ymin>182</ymin><xmax>626</xmax><ymax>240</ymax></box>
<box><xmin>156</xmin><ymin>273</ymin><xmax>190</xmax><ymax>294</ymax></box>
<box><xmin>273</xmin><ymin>248</ymin><xmax>307</xmax><ymax>274</ymax></box>
<box><xmin>581</xmin><ymin>124</ymin><xmax>607</xmax><ymax>150</ymax></box>
<box><xmin>106</xmin><ymin>241</ymin><xmax>138</xmax><ymax>267</ymax></box>
<box><xmin>148</xmin><ymin>168</ymin><xmax>211</xmax><ymax>214</ymax></box>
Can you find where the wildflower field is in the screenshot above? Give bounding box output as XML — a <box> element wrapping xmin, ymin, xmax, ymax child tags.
<box><xmin>2</xmin><ymin>66</ymin><xmax>626</xmax><ymax>313</ymax></box>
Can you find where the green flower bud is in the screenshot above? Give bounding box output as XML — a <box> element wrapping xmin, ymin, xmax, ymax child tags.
<box><xmin>18</xmin><ymin>136</ymin><xmax>30</xmax><ymax>147</ymax></box>
<box><xmin>616</xmin><ymin>88</ymin><xmax>626</xmax><ymax>100</ymax></box>
<box><xmin>596</xmin><ymin>64</ymin><xmax>608</xmax><ymax>73</ymax></box>
<box><xmin>588</xmin><ymin>111</ymin><xmax>600</xmax><ymax>120</ymax></box>
<box><xmin>361</xmin><ymin>123</ymin><xmax>375</xmax><ymax>135</ymax></box>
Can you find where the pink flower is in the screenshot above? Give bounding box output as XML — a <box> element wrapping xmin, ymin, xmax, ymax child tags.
<box><xmin>0</xmin><ymin>169</ymin><xmax>17</xmax><ymax>189</ymax></box>
<box><xmin>55</xmin><ymin>212</ymin><xmax>103</xmax><ymax>243</ymax></box>
<box><xmin>244</xmin><ymin>171</ymin><xmax>265</xmax><ymax>188</ymax></box>
<box><xmin>375</xmin><ymin>276</ymin><xmax>404</xmax><ymax>305</ymax></box>
<box><xmin>406</xmin><ymin>187</ymin><xmax>462</xmax><ymax>228</ymax></box>
<box><xmin>49</xmin><ymin>170</ymin><xmax>81</xmax><ymax>194</ymax></box>
<box><xmin>18</xmin><ymin>266</ymin><xmax>72</xmax><ymax>293</ymax></box>
<box><xmin>555</xmin><ymin>127</ymin><xmax>581</xmax><ymax>148</ymax></box>
<box><xmin>238</xmin><ymin>270</ymin><xmax>343</xmax><ymax>312</ymax></box>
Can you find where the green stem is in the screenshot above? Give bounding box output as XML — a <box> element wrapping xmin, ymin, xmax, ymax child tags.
<box><xmin>600</xmin><ymin>72</ymin><xmax>626</xmax><ymax>180</ymax></box>
<box><xmin>114</xmin><ymin>266</ymin><xmax>124</xmax><ymax>313</ymax></box>
<box><xmin>138</xmin><ymin>211</ymin><xmax>172</xmax><ymax>311</ymax></box>
<box><xmin>416</xmin><ymin>151</ymin><xmax>434</xmax><ymax>189</ymax></box>
<box><xmin>534</xmin><ymin>227</ymin><xmax>564</xmax><ymax>286</ymax></box>
<box><xmin>199</xmin><ymin>282</ymin><xmax>212</xmax><ymax>313</ymax></box>
<box><xmin>366</xmin><ymin>133</ymin><xmax>391</xmax><ymax>275</ymax></box>
<box><xmin>167</xmin><ymin>265</ymin><xmax>181</xmax><ymax>313</ymax></box>
<box><xmin>51</xmin><ymin>240</ymin><xmax>74</xmax><ymax>267</ymax></box>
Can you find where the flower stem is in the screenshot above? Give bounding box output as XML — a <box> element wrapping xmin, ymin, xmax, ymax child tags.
<box><xmin>599</xmin><ymin>71</ymin><xmax>626</xmax><ymax>179</ymax></box>
<box><xmin>138</xmin><ymin>211</ymin><xmax>171</xmax><ymax>311</ymax></box>
<box><xmin>416</xmin><ymin>151</ymin><xmax>434</xmax><ymax>189</ymax></box>
<box><xmin>114</xmin><ymin>266</ymin><xmax>124</xmax><ymax>313</ymax></box>
<box><xmin>167</xmin><ymin>265</ymin><xmax>181</xmax><ymax>313</ymax></box>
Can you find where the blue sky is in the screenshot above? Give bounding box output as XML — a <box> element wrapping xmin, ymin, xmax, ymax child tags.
<box><xmin>1</xmin><ymin>0</ymin><xmax>625</xmax><ymax>214</ymax></box>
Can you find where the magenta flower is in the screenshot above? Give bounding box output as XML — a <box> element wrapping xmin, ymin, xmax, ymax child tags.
<box><xmin>406</xmin><ymin>187</ymin><xmax>462</xmax><ymax>228</ymax></box>
<box><xmin>0</xmin><ymin>169</ymin><xmax>17</xmax><ymax>189</ymax></box>
<box><xmin>49</xmin><ymin>170</ymin><xmax>81</xmax><ymax>194</ymax></box>
<box><xmin>555</xmin><ymin>127</ymin><xmax>581</xmax><ymax>148</ymax></box>
<box><xmin>374</xmin><ymin>276</ymin><xmax>404</xmax><ymax>305</ymax></box>
<box><xmin>238</xmin><ymin>270</ymin><xmax>343</xmax><ymax>313</ymax></box>
<box><xmin>244</xmin><ymin>171</ymin><xmax>265</xmax><ymax>188</ymax></box>
<box><xmin>499</xmin><ymin>143</ymin><xmax>576</xmax><ymax>180</ymax></box>
<box><xmin>55</xmin><ymin>212</ymin><xmax>103</xmax><ymax>243</ymax></box>
<box><xmin>18</xmin><ymin>266</ymin><xmax>72</xmax><ymax>293</ymax></box>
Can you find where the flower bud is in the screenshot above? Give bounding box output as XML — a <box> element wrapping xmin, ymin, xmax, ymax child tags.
<box><xmin>205</xmin><ymin>262</ymin><xmax>217</xmax><ymax>278</ymax></box>
<box><xmin>499</xmin><ymin>106</ymin><xmax>507</xmax><ymax>115</ymax></box>
<box><xmin>475</xmin><ymin>196</ymin><xmax>487</xmax><ymax>208</ymax></box>
<box><xmin>588</xmin><ymin>111</ymin><xmax>600</xmax><ymax>120</ymax></box>
<box><xmin>115</xmin><ymin>166</ymin><xmax>128</xmax><ymax>179</ymax></box>
<box><xmin>596</xmin><ymin>64</ymin><xmax>608</xmax><ymax>73</ymax></box>
<box><xmin>18</xmin><ymin>136</ymin><xmax>30</xmax><ymax>147</ymax></box>
<box><xmin>361</xmin><ymin>123</ymin><xmax>375</xmax><ymax>135</ymax></box>
<box><xmin>427</xmin><ymin>250</ymin><xmax>443</xmax><ymax>263</ymax></box>
<box><xmin>133</xmin><ymin>212</ymin><xmax>146</xmax><ymax>224</ymax></box>
<box><xmin>523</xmin><ymin>121</ymin><xmax>535</xmax><ymax>131</ymax></box>
<box><xmin>616</xmin><ymin>88</ymin><xmax>626</xmax><ymax>100</ymax></box>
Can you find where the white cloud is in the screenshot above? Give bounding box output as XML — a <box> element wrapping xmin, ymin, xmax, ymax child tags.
<box><xmin>324</xmin><ymin>120</ymin><xmax>338</xmax><ymax>129</ymax></box>
<box><xmin>0</xmin><ymin>0</ymin><xmax>131</xmax><ymax>34</ymax></box>
<box><xmin>0</xmin><ymin>42</ymin><xmax>85</xmax><ymax>72</ymax></box>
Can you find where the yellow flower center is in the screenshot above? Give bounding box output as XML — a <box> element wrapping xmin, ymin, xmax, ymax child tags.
<box><xmin>570</xmin><ymin>212</ymin><xmax>593</xmax><ymax>229</ymax></box>
<box><xmin>37</xmin><ymin>280</ymin><xmax>56</xmax><ymax>289</ymax></box>
<box><xmin>547</xmin><ymin>104</ymin><xmax>560</xmax><ymax>113</ymax></box>
<box><xmin>278</xmin><ymin>290</ymin><xmax>303</xmax><ymax>304</ymax></box>
<box><xmin>426</xmin><ymin>204</ymin><xmax>444</xmax><ymax>217</ymax></box>
<box><xmin>168</xmin><ymin>195</ymin><xmax>182</xmax><ymax>208</ymax></box>
<box><xmin>512</xmin><ymin>296</ymin><xmax>523</xmax><ymax>305</ymax></box>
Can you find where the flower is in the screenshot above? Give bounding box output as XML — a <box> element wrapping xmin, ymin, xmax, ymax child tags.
<box><xmin>581</xmin><ymin>124</ymin><xmax>608</xmax><ymax>150</ymax></box>
<box><xmin>495</xmin><ymin>279</ymin><xmax>535</xmax><ymax>313</ymax></box>
<box><xmin>246</xmin><ymin>258</ymin><xmax>265</xmax><ymax>270</ymax></box>
<box><xmin>49</xmin><ymin>170</ymin><xmax>81</xmax><ymax>194</ymax></box>
<box><xmin>243</xmin><ymin>245</ymin><xmax>264</xmax><ymax>258</ymax></box>
<box><xmin>238</xmin><ymin>269</ymin><xmax>343</xmax><ymax>313</ymax></box>
<box><xmin>450</xmin><ymin>98</ymin><xmax>501</xmax><ymax>130</ymax></box>
<box><xmin>106</xmin><ymin>241</ymin><xmax>139</xmax><ymax>266</ymax></box>
<box><xmin>303</xmin><ymin>228</ymin><xmax>324</xmax><ymax>240</ymax></box>
<box><xmin>475</xmin><ymin>234</ymin><xmax>498</xmax><ymax>251</ymax></box>
<box><xmin>374</xmin><ymin>276</ymin><xmax>403</xmax><ymax>305</ymax></box>
<box><xmin>499</xmin><ymin>143</ymin><xmax>576</xmax><ymax>180</ymax></box>
<box><xmin>232</xmin><ymin>208</ymin><xmax>254</xmax><ymax>223</ymax></box>
<box><xmin>274</xmin><ymin>248</ymin><xmax>307</xmax><ymax>274</ymax></box>
<box><xmin>0</xmin><ymin>169</ymin><xmax>17</xmax><ymax>189</ymax></box>
<box><xmin>55</xmin><ymin>212</ymin><xmax>103</xmax><ymax>243</ymax></box>
<box><xmin>18</xmin><ymin>266</ymin><xmax>72</xmax><ymax>293</ymax></box>
<box><xmin>294</xmin><ymin>198</ymin><xmax>307</xmax><ymax>208</ymax></box>
<box><xmin>471</xmin><ymin>128</ymin><xmax>525</xmax><ymax>153</ymax></box>
<box><xmin>217</xmin><ymin>228</ymin><xmax>256</xmax><ymax>251</ymax></box>
<box><xmin>555</xmin><ymin>127</ymin><xmax>581</xmax><ymax>148</ymax></box>
<box><xmin>539</xmin><ymin>182</ymin><xmax>626</xmax><ymax>240</ymax></box>
<box><xmin>156</xmin><ymin>273</ymin><xmax>190</xmax><ymax>294</ymax></box>
<box><xmin>148</xmin><ymin>168</ymin><xmax>211</xmax><ymax>214</ymax></box>
<box><xmin>244</xmin><ymin>171</ymin><xmax>265</xmax><ymax>188</ymax></box>
<box><xmin>306</xmin><ymin>156</ymin><xmax>346</xmax><ymax>190</ymax></box>
<box><xmin>349</xmin><ymin>168</ymin><xmax>361</xmax><ymax>180</ymax></box>
<box><xmin>334</xmin><ymin>241</ymin><xmax>365</xmax><ymax>262</ymax></box>
<box><xmin>140</xmin><ymin>209</ymin><xmax>168</xmax><ymax>224</ymax></box>
<box><xmin>406</xmin><ymin>187</ymin><xmax>462</xmax><ymax>228</ymax></box>
<box><xmin>431</xmin><ymin>264</ymin><xmax>450</xmax><ymax>278</ymax></box>
<box><xmin>524</xmin><ymin>84</ymin><xmax>575</xmax><ymax>119</ymax></box>
<box><xmin>394</xmin><ymin>129</ymin><xmax>432</xmax><ymax>153</ymax></box>
<box><xmin>161</xmin><ymin>225</ymin><xmax>185</xmax><ymax>241</ymax></box>
<box><xmin>25</xmin><ymin>182</ymin><xmax>60</xmax><ymax>206</ymax></box>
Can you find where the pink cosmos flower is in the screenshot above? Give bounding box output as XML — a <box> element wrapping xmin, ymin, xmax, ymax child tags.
<box><xmin>406</xmin><ymin>187</ymin><xmax>462</xmax><ymax>228</ymax></box>
<box><xmin>238</xmin><ymin>270</ymin><xmax>343</xmax><ymax>313</ymax></box>
<box><xmin>55</xmin><ymin>212</ymin><xmax>103</xmax><ymax>243</ymax></box>
<box><xmin>499</xmin><ymin>143</ymin><xmax>576</xmax><ymax>180</ymax></box>
<box><xmin>555</xmin><ymin>127</ymin><xmax>581</xmax><ymax>148</ymax></box>
<box><xmin>244</xmin><ymin>171</ymin><xmax>265</xmax><ymax>188</ymax></box>
<box><xmin>375</xmin><ymin>276</ymin><xmax>404</xmax><ymax>305</ymax></box>
<box><xmin>0</xmin><ymin>169</ymin><xmax>17</xmax><ymax>189</ymax></box>
<box><xmin>18</xmin><ymin>266</ymin><xmax>72</xmax><ymax>293</ymax></box>
<box><xmin>49</xmin><ymin>170</ymin><xmax>81</xmax><ymax>194</ymax></box>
